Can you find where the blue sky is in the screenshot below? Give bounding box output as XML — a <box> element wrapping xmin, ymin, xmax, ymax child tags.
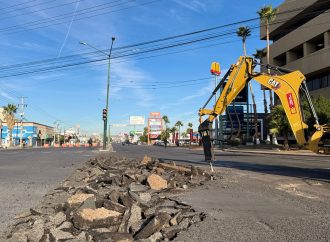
<box><xmin>0</xmin><ymin>0</ymin><xmax>284</xmax><ymax>135</ymax></box>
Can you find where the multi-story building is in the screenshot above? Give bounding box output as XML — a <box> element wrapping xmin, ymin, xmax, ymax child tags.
<box><xmin>261</xmin><ymin>0</ymin><xmax>330</xmax><ymax>98</ymax></box>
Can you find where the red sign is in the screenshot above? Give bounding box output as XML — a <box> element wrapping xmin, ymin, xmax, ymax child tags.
<box><xmin>149</xmin><ymin>112</ymin><xmax>160</xmax><ymax>117</ymax></box>
<box><xmin>286</xmin><ymin>93</ymin><xmax>297</xmax><ymax>114</ymax></box>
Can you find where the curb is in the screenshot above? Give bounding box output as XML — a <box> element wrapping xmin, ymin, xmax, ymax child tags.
<box><xmin>221</xmin><ymin>148</ymin><xmax>329</xmax><ymax>157</ymax></box>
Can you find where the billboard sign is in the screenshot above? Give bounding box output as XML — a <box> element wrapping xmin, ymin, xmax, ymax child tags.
<box><xmin>149</xmin><ymin>121</ymin><xmax>162</xmax><ymax>126</ymax></box>
<box><xmin>129</xmin><ymin>116</ymin><xmax>145</xmax><ymax>125</ymax></box>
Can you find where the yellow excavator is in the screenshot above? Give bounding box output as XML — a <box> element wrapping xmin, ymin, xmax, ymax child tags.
<box><xmin>199</xmin><ymin>56</ymin><xmax>329</xmax><ymax>165</ymax></box>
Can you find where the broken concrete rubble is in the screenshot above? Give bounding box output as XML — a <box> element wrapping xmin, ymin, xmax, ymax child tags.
<box><xmin>73</xmin><ymin>208</ymin><xmax>122</xmax><ymax>230</ymax></box>
<box><xmin>147</xmin><ymin>174</ymin><xmax>168</xmax><ymax>190</ymax></box>
<box><xmin>4</xmin><ymin>154</ymin><xmax>210</xmax><ymax>241</ymax></box>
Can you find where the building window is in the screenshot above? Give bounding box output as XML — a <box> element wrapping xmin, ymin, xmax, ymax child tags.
<box><xmin>307</xmin><ymin>73</ymin><xmax>330</xmax><ymax>91</ymax></box>
<box><xmin>306</xmin><ymin>34</ymin><xmax>325</xmax><ymax>55</ymax></box>
<box><xmin>313</xmin><ymin>78</ymin><xmax>320</xmax><ymax>90</ymax></box>
<box><xmin>273</xmin><ymin>53</ymin><xmax>286</xmax><ymax>66</ymax></box>
<box><xmin>307</xmin><ymin>81</ymin><xmax>313</xmax><ymax>90</ymax></box>
<box><xmin>288</xmin><ymin>45</ymin><xmax>304</xmax><ymax>62</ymax></box>
<box><xmin>321</xmin><ymin>76</ymin><xmax>328</xmax><ymax>88</ymax></box>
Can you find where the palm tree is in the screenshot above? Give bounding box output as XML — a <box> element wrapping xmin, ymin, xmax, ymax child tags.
<box><xmin>187</xmin><ymin>122</ymin><xmax>193</xmax><ymax>144</ymax></box>
<box><xmin>236</xmin><ymin>26</ymin><xmax>251</xmax><ymax>56</ymax></box>
<box><xmin>162</xmin><ymin>115</ymin><xmax>170</xmax><ymax>129</ymax></box>
<box><xmin>237</xmin><ymin>26</ymin><xmax>258</xmax><ymax>143</ymax></box>
<box><xmin>170</xmin><ymin>126</ymin><xmax>177</xmax><ymax>144</ymax></box>
<box><xmin>3</xmin><ymin>104</ymin><xmax>17</xmax><ymax>147</ymax></box>
<box><xmin>175</xmin><ymin>121</ymin><xmax>183</xmax><ymax>141</ymax></box>
<box><xmin>187</xmin><ymin>122</ymin><xmax>193</xmax><ymax>129</ymax></box>
<box><xmin>253</xmin><ymin>48</ymin><xmax>270</xmax><ymax>143</ymax></box>
<box><xmin>160</xmin><ymin>128</ymin><xmax>170</xmax><ymax>147</ymax></box>
<box><xmin>258</xmin><ymin>5</ymin><xmax>278</xmax><ymax>109</ymax></box>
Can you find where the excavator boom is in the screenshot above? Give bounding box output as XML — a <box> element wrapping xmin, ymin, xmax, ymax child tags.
<box><xmin>199</xmin><ymin>56</ymin><xmax>329</xmax><ymax>162</ymax></box>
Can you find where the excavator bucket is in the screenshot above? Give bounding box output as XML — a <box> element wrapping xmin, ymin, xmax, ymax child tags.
<box><xmin>308</xmin><ymin>125</ymin><xmax>330</xmax><ymax>154</ymax></box>
<box><xmin>198</xmin><ymin>120</ymin><xmax>214</xmax><ymax>162</ymax></box>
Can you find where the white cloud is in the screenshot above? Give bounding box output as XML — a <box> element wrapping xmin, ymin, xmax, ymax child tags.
<box><xmin>172</xmin><ymin>0</ymin><xmax>206</xmax><ymax>12</ymax></box>
<box><xmin>0</xmin><ymin>91</ymin><xmax>17</xmax><ymax>102</ymax></box>
<box><xmin>109</xmin><ymin>61</ymin><xmax>154</xmax><ymax>107</ymax></box>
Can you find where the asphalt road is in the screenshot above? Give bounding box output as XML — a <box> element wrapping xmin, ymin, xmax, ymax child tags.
<box><xmin>114</xmin><ymin>144</ymin><xmax>330</xmax><ymax>241</ymax></box>
<box><xmin>1</xmin><ymin>144</ymin><xmax>329</xmax><ymax>241</ymax></box>
<box><xmin>0</xmin><ymin>147</ymin><xmax>97</xmax><ymax>235</ymax></box>
<box><xmin>115</xmin><ymin>144</ymin><xmax>330</xmax><ymax>182</ymax></box>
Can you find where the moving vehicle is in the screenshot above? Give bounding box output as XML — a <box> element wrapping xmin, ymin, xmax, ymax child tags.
<box><xmin>198</xmin><ymin>56</ymin><xmax>329</xmax><ymax>165</ymax></box>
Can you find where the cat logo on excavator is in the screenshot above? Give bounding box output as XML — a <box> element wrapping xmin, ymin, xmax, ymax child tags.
<box><xmin>268</xmin><ymin>78</ymin><xmax>281</xmax><ymax>90</ymax></box>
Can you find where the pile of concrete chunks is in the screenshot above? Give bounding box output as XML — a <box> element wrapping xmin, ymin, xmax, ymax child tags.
<box><xmin>5</xmin><ymin>154</ymin><xmax>213</xmax><ymax>242</ymax></box>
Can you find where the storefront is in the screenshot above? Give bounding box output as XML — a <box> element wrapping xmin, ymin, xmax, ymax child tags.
<box><xmin>1</xmin><ymin>122</ymin><xmax>54</xmax><ymax>147</ymax></box>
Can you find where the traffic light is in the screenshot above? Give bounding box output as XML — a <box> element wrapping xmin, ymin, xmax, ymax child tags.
<box><xmin>102</xmin><ymin>109</ymin><xmax>107</xmax><ymax>120</ymax></box>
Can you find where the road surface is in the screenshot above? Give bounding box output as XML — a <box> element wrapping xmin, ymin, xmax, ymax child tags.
<box><xmin>0</xmin><ymin>147</ymin><xmax>97</xmax><ymax>235</ymax></box>
<box><xmin>1</xmin><ymin>145</ymin><xmax>329</xmax><ymax>241</ymax></box>
<box><xmin>114</xmin><ymin>144</ymin><xmax>330</xmax><ymax>241</ymax></box>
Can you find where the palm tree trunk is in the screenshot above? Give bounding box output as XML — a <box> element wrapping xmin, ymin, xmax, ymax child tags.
<box><xmin>263</xmin><ymin>89</ymin><xmax>271</xmax><ymax>143</ymax></box>
<box><xmin>243</xmin><ymin>40</ymin><xmax>247</xmax><ymax>56</ymax></box>
<box><xmin>249</xmin><ymin>83</ymin><xmax>259</xmax><ymax>144</ymax></box>
<box><xmin>9</xmin><ymin>129</ymin><xmax>12</xmax><ymax>147</ymax></box>
<box><xmin>226</xmin><ymin>108</ymin><xmax>234</xmax><ymax>141</ymax></box>
<box><xmin>266</xmin><ymin>21</ymin><xmax>270</xmax><ymax>73</ymax></box>
<box><xmin>266</xmin><ymin>21</ymin><xmax>274</xmax><ymax>109</ymax></box>
<box><xmin>233</xmin><ymin>102</ymin><xmax>241</xmax><ymax>140</ymax></box>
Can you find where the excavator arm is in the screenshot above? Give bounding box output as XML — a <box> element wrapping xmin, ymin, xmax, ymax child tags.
<box><xmin>199</xmin><ymin>56</ymin><xmax>329</xmax><ymax>162</ymax></box>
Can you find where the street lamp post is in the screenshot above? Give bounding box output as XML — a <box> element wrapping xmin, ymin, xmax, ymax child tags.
<box><xmin>80</xmin><ymin>37</ymin><xmax>115</xmax><ymax>150</ymax></box>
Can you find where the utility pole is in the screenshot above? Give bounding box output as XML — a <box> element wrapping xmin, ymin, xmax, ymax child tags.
<box><xmin>53</xmin><ymin>121</ymin><xmax>60</xmax><ymax>146</ymax></box>
<box><xmin>18</xmin><ymin>97</ymin><xmax>27</xmax><ymax>148</ymax></box>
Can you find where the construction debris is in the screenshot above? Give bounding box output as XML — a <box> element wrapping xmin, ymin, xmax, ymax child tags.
<box><xmin>4</xmin><ymin>155</ymin><xmax>211</xmax><ymax>241</ymax></box>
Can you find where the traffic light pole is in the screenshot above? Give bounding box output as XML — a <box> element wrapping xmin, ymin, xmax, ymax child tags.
<box><xmin>103</xmin><ymin>37</ymin><xmax>115</xmax><ymax>150</ymax></box>
<box><xmin>79</xmin><ymin>38</ymin><xmax>115</xmax><ymax>150</ymax></box>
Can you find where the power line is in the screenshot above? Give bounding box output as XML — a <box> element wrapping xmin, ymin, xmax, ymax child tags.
<box><xmin>0</xmin><ymin>0</ymin><xmax>83</xmax><ymax>21</ymax></box>
<box><xmin>0</xmin><ymin>0</ymin><xmax>159</xmax><ymax>35</ymax></box>
<box><xmin>1</xmin><ymin>0</ymin><xmax>57</xmax><ymax>15</ymax></box>
<box><xmin>0</xmin><ymin>0</ymin><xmax>39</xmax><ymax>12</ymax></box>
<box><xmin>0</xmin><ymin>7</ymin><xmax>328</xmax><ymax>79</ymax></box>
<box><xmin>2</xmin><ymin>6</ymin><xmax>326</xmax><ymax>73</ymax></box>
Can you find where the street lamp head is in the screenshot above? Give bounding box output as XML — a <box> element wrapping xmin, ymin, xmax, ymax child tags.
<box><xmin>112</xmin><ymin>37</ymin><xmax>115</xmax><ymax>41</ymax></box>
<box><xmin>79</xmin><ymin>41</ymin><xmax>87</xmax><ymax>45</ymax></box>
